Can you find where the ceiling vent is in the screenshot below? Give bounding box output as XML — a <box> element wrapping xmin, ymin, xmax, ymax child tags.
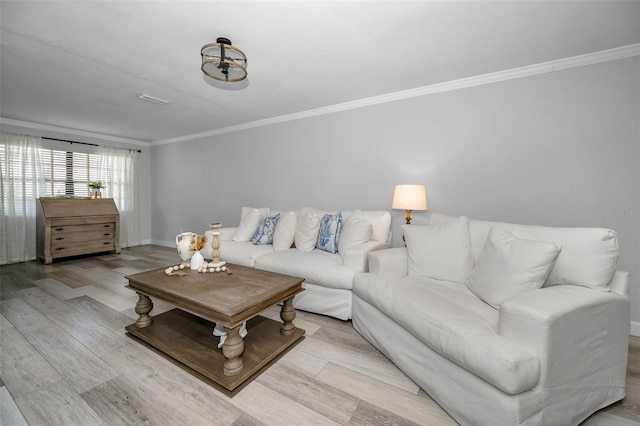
<box><xmin>136</xmin><ymin>92</ymin><xmax>170</xmax><ymax>105</ymax></box>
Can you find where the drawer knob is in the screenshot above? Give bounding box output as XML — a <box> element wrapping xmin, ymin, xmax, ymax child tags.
<box><xmin>55</xmin><ymin>237</ymin><xmax>64</xmax><ymax>241</ymax></box>
<box><xmin>55</xmin><ymin>247</ymin><xmax>65</xmax><ymax>251</ymax></box>
<box><xmin>103</xmin><ymin>242</ymin><xmax>110</xmax><ymax>245</ymax></box>
<box><xmin>55</xmin><ymin>227</ymin><xmax>64</xmax><ymax>231</ymax></box>
<box><xmin>103</xmin><ymin>233</ymin><xmax>111</xmax><ymax>236</ymax></box>
<box><xmin>103</xmin><ymin>224</ymin><xmax>111</xmax><ymax>228</ymax></box>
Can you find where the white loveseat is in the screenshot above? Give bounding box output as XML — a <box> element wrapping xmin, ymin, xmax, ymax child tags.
<box><xmin>352</xmin><ymin>213</ymin><xmax>630</xmax><ymax>425</ymax></box>
<box><xmin>202</xmin><ymin>207</ymin><xmax>392</xmax><ymax>320</ymax></box>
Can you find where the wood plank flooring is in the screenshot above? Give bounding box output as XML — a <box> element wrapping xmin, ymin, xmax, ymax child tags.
<box><xmin>1</xmin><ymin>245</ymin><xmax>638</xmax><ymax>425</ymax></box>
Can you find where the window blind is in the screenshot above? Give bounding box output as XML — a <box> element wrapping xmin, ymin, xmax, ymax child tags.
<box><xmin>40</xmin><ymin>148</ymin><xmax>101</xmax><ymax>197</ymax></box>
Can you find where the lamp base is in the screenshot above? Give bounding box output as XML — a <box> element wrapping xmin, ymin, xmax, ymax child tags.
<box><xmin>405</xmin><ymin>209</ymin><xmax>412</xmax><ymax>225</ymax></box>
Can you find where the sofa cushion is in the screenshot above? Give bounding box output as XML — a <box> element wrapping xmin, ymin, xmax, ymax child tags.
<box><xmin>316</xmin><ymin>212</ymin><xmax>343</xmax><ymax>254</ymax></box>
<box><xmin>233</xmin><ymin>207</ymin><xmax>270</xmax><ymax>242</ymax></box>
<box><xmin>273</xmin><ymin>210</ymin><xmax>298</xmax><ymax>251</ymax></box>
<box><xmin>353</xmin><ymin>273</ymin><xmax>540</xmax><ymax>394</ymax></box>
<box><xmin>255</xmin><ymin>249</ymin><xmax>356</xmax><ymax>290</ymax></box>
<box><xmin>403</xmin><ymin>216</ymin><xmax>474</xmax><ymax>283</ymax></box>
<box><xmin>220</xmin><ymin>240</ymin><xmax>274</xmax><ymax>268</ymax></box>
<box><xmin>466</xmin><ymin>227</ymin><xmax>562</xmax><ymax>308</ymax></box>
<box><xmin>338</xmin><ymin>210</ymin><xmax>373</xmax><ymax>257</ymax></box>
<box><xmin>362</xmin><ymin>210</ymin><xmax>392</xmax><ymax>243</ymax></box>
<box><xmin>431</xmin><ymin>214</ymin><xmax>618</xmax><ymax>290</ymax></box>
<box><xmin>295</xmin><ymin>208</ymin><xmax>321</xmax><ymax>252</ymax></box>
<box><xmin>252</xmin><ymin>213</ymin><xmax>280</xmax><ymax>245</ymax></box>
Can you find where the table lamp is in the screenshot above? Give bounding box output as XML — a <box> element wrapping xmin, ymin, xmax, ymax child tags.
<box><xmin>392</xmin><ymin>184</ymin><xmax>427</xmax><ymax>225</ymax></box>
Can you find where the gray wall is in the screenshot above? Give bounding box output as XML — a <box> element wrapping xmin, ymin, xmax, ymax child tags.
<box><xmin>150</xmin><ymin>57</ymin><xmax>640</xmax><ymax>325</ymax></box>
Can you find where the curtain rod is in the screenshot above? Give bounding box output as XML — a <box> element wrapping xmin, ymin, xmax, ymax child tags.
<box><xmin>41</xmin><ymin>137</ymin><xmax>142</xmax><ymax>153</ymax></box>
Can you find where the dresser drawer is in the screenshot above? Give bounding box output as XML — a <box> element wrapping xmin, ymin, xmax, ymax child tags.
<box><xmin>51</xmin><ymin>223</ymin><xmax>115</xmax><ymax>236</ymax></box>
<box><xmin>51</xmin><ymin>216</ymin><xmax>114</xmax><ymax>228</ymax></box>
<box><xmin>51</xmin><ymin>240</ymin><xmax>115</xmax><ymax>259</ymax></box>
<box><xmin>51</xmin><ymin>228</ymin><xmax>115</xmax><ymax>245</ymax></box>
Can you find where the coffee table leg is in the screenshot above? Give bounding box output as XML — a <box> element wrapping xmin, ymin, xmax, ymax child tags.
<box><xmin>222</xmin><ymin>325</ymin><xmax>244</xmax><ymax>376</ymax></box>
<box><xmin>135</xmin><ymin>293</ymin><xmax>153</xmax><ymax>328</ymax></box>
<box><xmin>280</xmin><ymin>297</ymin><xmax>296</xmax><ymax>336</ymax></box>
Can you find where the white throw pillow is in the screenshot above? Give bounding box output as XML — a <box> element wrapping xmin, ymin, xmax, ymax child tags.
<box><xmin>295</xmin><ymin>211</ymin><xmax>321</xmax><ymax>252</ymax></box>
<box><xmin>466</xmin><ymin>226</ymin><xmax>562</xmax><ymax>309</ymax></box>
<box><xmin>239</xmin><ymin>206</ymin><xmax>269</xmax><ymax>222</ymax></box>
<box><xmin>233</xmin><ymin>208</ymin><xmax>268</xmax><ymax>242</ymax></box>
<box><xmin>273</xmin><ymin>211</ymin><xmax>298</xmax><ymax>251</ymax></box>
<box><xmin>338</xmin><ymin>210</ymin><xmax>373</xmax><ymax>256</ymax></box>
<box><xmin>403</xmin><ymin>216</ymin><xmax>474</xmax><ymax>283</ymax></box>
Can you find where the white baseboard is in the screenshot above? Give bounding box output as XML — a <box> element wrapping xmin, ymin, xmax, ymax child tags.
<box><xmin>150</xmin><ymin>239</ymin><xmax>174</xmax><ymax>248</ymax></box>
<box><xmin>630</xmin><ymin>321</ymin><xmax>640</xmax><ymax>337</ymax></box>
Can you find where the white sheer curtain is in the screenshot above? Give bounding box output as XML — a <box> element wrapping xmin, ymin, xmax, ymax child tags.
<box><xmin>0</xmin><ymin>132</ymin><xmax>46</xmax><ymax>264</ymax></box>
<box><xmin>97</xmin><ymin>146</ymin><xmax>141</xmax><ymax>248</ymax></box>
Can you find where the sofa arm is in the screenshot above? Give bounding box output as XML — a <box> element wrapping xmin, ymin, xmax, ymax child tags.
<box><xmin>368</xmin><ymin>247</ymin><xmax>408</xmax><ymax>278</ymax></box>
<box><xmin>499</xmin><ymin>285</ymin><xmax>629</xmax><ymax>397</ymax></box>
<box><xmin>610</xmin><ymin>270</ymin><xmax>630</xmax><ymax>297</ymax></box>
<box><xmin>342</xmin><ymin>241</ymin><xmax>391</xmax><ymax>272</ymax></box>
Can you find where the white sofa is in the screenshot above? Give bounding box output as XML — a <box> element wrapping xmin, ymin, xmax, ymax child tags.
<box><xmin>202</xmin><ymin>207</ymin><xmax>392</xmax><ymax>320</ymax></box>
<box><xmin>352</xmin><ymin>213</ymin><xmax>630</xmax><ymax>426</ymax></box>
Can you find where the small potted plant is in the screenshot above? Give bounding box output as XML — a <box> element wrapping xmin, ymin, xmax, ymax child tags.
<box><xmin>88</xmin><ymin>181</ymin><xmax>104</xmax><ymax>199</ymax></box>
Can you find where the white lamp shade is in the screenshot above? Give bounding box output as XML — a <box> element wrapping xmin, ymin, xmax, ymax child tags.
<box><xmin>392</xmin><ymin>184</ymin><xmax>428</xmax><ymax>210</ymax></box>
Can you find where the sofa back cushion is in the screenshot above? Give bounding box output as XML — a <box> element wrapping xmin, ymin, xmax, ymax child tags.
<box><xmin>233</xmin><ymin>207</ymin><xmax>270</xmax><ymax>242</ymax></box>
<box><xmin>295</xmin><ymin>208</ymin><xmax>322</xmax><ymax>252</ymax></box>
<box><xmin>363</xmin><ymin>211</ymin><xmax>392</xmax><ymax>243</ymax></box>
<box><xmin>272</xmin><ymin>210</ymin><xmax>298</xmax><ymax>251</ymax></box>
<box><xmin>403</xmin><ymin>216</ymin><xmax>475</xmax><ymax>283</ymax></box>
<box><xmin>338</xmin><ymin>210</ymin><xmax>373</xmax><ymax>256</ymax></box>
<box><xmin>431</xmin><ymin>214</ymin><xmax>619</xmax><ymax>290</ymax></box>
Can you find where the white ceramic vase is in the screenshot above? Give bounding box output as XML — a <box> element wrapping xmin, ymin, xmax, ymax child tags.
<box><xmin>190</xmin><ymin>251</ymin><xmax>205</xmax><ymax>270</ymax></box>
<box><xmin>176</xmin><ymin>232</ymin><xmax>194</xmax><ymax>265</ymax></box>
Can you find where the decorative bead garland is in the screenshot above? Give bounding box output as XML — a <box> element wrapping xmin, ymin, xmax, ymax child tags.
<box><xmin>165</xmin><ymin>262</ymin><xmax>230</xmax><ymax>275</ymax></box>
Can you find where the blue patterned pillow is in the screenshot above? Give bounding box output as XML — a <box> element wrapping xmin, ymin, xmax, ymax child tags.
<box><xmin>252</xmin><ymin>214</ymin><xmax>280</xmax><ymax>245</ymax></box>
<box><xmin>316</xmin><ymin>212</ymin><xmax>343</xmax><ymax>253</ymax></box>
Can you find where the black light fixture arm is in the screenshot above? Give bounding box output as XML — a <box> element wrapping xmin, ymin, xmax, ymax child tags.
<box><xmin>216</xmin><ymin>37</ymin><xmax>232</xmax><ymax>80</ymax></box>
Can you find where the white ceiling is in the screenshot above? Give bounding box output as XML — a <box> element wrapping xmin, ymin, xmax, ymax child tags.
<box><xmin>1</xmin><ymin>1</ymin><xmax>639</xmax><ymax>144</ymax></box>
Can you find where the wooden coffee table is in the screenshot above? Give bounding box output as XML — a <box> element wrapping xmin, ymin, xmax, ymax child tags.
<box><xmin>124</xmin><ymin>264</ymin><xmax>305</xmax><ymax>396</ymax></box>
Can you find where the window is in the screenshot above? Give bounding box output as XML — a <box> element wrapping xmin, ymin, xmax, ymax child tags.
<box><xmin>0</xmin><ymin>145</ymin><xmax>105</xmax><ymax>204</ymax></box>
<box><xmin>1</xmin><ymin>133</ymin><xmax>140</xmax><ymax>263</ymax></box>
<box><xmin>40</xmin><ymin>149</ymin><xmax>101</xmax><ymax>198</ymax></box>
<box><xmin>0</xmin><ymin>138</ymin><xmax>43</xmax><ymax>217</ymax></box>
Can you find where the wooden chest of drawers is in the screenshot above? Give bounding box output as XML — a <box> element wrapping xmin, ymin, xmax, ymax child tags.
<box><xmin>36</xmin><ymin>197</ymin><xmax>121</xmax><ymax>264</ymax></box>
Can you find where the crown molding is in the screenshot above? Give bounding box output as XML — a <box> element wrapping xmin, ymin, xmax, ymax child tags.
<box><xmin>153</xmin><ymin>43</ymin><xmax>640</xmax><ymax>146</ymax></box>
<box><xmin>0</xmin><ymin>118</ymin><xmax>150</xmax><ymax>147</ymax></box>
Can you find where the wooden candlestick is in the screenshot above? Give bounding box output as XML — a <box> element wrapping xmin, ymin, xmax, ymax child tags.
<box><xmin>210</xmin><ymin>222</ymin><xmax>222</xmax><ymax>263</ymax></box>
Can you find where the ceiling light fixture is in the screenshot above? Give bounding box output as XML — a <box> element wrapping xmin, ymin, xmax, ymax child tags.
<box><xmin>136</xmin><ymin>92</ymin><xmax>170</xmax><ymax>105</ymax></box>
<box><xmin>201</xmin><ymin>37</ymin><xmax>248</xmax><ymax>82</ymax></box>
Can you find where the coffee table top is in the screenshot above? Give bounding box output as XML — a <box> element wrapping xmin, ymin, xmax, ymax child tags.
<box><xmin>125</xmin><ymin>264</ymin><xmax>304</xmax><ymax>327</ymax></box>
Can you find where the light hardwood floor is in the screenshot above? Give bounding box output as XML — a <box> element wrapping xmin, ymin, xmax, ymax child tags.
<box><xmin>1</xmin><ymin>245</ymin><xmax>638</xmax><ymax>425</ymax></box>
